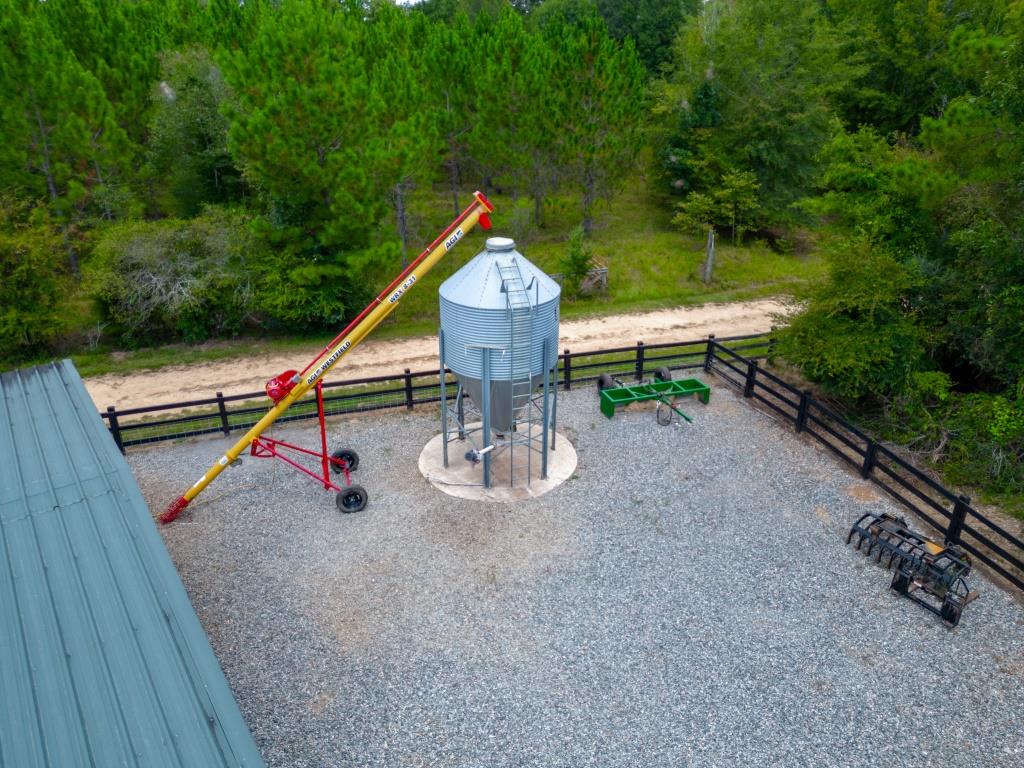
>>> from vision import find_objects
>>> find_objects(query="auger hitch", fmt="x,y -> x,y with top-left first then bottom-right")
847,512 -> 978,627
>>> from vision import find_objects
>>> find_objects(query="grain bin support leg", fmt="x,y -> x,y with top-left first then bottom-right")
482,348 -> 492,489
440,328 -> 449,468
551,363 -> 558,451
542,337 -> 550,480
457,383 -> 465,440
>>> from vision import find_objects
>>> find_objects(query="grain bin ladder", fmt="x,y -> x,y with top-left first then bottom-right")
160,192 -> 495,524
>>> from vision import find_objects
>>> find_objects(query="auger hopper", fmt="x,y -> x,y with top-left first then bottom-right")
847,512 -> 978,627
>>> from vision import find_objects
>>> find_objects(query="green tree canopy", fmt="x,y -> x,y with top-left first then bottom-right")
0,2 -> 132,270
654,0 -> 856,228
545,10 -> 645,234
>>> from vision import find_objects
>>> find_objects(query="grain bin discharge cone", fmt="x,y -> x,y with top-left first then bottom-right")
437,236 -> 561,488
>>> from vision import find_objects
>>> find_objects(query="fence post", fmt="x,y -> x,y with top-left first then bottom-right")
704,334 -> 716,373
404,369 -> 414,410
946,495 -> 970,546
861,439 -> 878,479
795,390 -> 811,433
562,349 -> 572,391
106,406 -> 124,454
216,391 -> 230,436
635,341 -> 645,382
743,360 -> 757,398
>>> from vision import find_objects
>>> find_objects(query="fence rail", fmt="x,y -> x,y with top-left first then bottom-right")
99,332 -> 1024,594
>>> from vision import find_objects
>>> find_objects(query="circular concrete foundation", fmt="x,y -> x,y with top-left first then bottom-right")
418,424 -> 577,502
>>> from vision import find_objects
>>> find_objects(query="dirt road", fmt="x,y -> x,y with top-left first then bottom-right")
84,298 -> 792,409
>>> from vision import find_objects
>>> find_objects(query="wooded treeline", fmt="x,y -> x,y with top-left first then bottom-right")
1,0 -> 647,347
1,0 -> 1022,506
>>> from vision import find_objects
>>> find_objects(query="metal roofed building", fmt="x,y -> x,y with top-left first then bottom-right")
0,360 -> 263,768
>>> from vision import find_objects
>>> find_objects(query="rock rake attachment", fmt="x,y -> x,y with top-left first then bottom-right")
596,369 -> 710,425
847,512 -> 978,627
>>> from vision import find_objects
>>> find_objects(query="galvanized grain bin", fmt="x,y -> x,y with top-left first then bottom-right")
439,237 -> 560,431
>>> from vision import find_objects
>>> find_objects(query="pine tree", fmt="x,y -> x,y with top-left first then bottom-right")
655,0 -> 854,226
221,0 -> 438,326
363,3 -> 443,265
470,8 -> 560,224
146,46 -> 242,217
546,11 -> 645,234
423,11 -> 480,217
0,2 -> 130,271
39,0 -> 168,148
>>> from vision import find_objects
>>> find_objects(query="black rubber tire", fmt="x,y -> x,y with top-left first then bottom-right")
330,448 -> 359,473
597,373 -> 615,392
656,401 -> 674,426
336,484 -> 368,513
654,367 -> 672,382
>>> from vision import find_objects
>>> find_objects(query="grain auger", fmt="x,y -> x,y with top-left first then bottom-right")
847,512 -> 978,627
159,192 -> 495,524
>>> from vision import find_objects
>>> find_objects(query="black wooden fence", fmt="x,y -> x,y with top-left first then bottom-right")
100,331 -> 1024,593
707,338 -> 1024,593
101,333 -> 771,450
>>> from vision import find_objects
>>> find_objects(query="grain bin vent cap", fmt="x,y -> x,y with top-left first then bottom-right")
438,237 -> 560,311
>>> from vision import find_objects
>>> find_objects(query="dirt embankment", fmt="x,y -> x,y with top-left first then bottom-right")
84,298 -> 793,410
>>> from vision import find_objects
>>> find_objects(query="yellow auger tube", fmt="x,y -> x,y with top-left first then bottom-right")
160,192 -> 495,523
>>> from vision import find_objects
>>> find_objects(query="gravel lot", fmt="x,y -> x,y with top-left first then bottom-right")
130,377 -> 1024,768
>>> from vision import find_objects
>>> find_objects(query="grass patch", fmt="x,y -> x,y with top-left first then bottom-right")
986,493 -> 1024,523
69,182 -> 820,378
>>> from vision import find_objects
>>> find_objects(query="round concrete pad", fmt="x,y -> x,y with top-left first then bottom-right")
418,424 -> 577,502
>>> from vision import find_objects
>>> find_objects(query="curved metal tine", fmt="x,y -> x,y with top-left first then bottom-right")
874,533 -> 893,555
863,535 -> 879,557
875,542 -> 887,563
879,527 -> 903,547
875,535 -> 899,563
847,515 -> 872,545
892,539 -> 912,569
887,546 -> 907,569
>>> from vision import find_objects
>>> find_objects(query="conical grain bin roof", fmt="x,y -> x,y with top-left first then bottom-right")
439,237 -> 560,432
439,237 -> 560,381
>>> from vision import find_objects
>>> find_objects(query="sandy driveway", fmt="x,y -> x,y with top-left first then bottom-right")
85,298 -> 792,410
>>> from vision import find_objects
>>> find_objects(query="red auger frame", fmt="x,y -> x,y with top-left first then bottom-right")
160,192 -> 494,523
250,380 -> 367,512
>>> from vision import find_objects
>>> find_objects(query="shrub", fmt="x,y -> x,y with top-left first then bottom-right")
671,170 -> 760,244
0,200 -> 69,363
560,225 -> 593,300
777,237 -> 927,400
87,208 -> 260,345
944,393 -> 1024,494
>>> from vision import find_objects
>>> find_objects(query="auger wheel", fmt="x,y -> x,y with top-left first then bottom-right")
336,484 -> 368,514
330,447 -> 359,473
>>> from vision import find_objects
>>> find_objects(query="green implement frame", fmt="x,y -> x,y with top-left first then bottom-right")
599,377 -> 711,421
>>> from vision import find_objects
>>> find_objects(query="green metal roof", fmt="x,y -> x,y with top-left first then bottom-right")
0,360 -> 264,768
